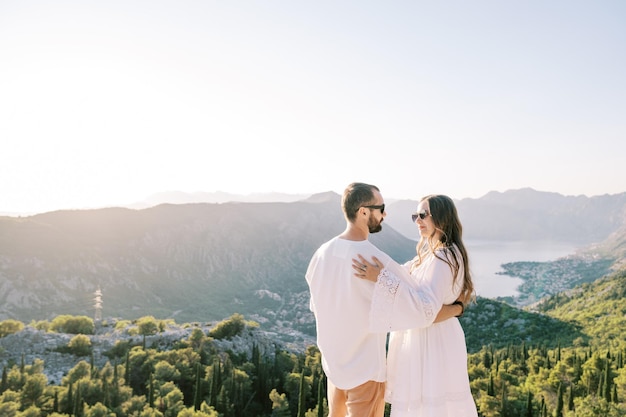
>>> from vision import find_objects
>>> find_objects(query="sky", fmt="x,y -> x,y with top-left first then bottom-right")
1,1 -> 625,215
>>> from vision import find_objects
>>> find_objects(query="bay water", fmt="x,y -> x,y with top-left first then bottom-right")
466,240 -> 580,298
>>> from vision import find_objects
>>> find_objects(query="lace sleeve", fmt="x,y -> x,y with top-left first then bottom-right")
370,268 -> 399,333
369,266 -> 439,333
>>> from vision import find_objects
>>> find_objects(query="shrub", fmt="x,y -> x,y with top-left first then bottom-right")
67,334 -> 92,356
50,315 -> 95,335
0,319 -> 24,337
209,313 -> 246,340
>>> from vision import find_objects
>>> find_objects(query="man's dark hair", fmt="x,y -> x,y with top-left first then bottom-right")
342,182 -> 379,222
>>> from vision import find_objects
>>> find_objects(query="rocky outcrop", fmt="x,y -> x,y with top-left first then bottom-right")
0,320 -> 306,387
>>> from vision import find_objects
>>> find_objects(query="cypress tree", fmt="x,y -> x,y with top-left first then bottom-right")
148,373 -> 155,408
112,361 -> 119,408
54,390 -> 59,413
555,383 -> 563,417
0,367 -> 7,393
102,377 -> 109,408
194,364 -> 202,410
297,371 -> 306,417
230,368 -> 236,411
66,382 -> 74,415
210,360 -> 221,407
567,384 -> 574,411
257,359 -> 269,411
495,355 -> 500,376
604,357 -> 612,402
487,373 -> 495,396
483,349 -> 492,369
217,385 -> 233,416
574,354 -> 582,380
73,383 -> 82,417
317,374 -> 325,417
525,391 -> 533,417
252,343 -> 260,370
613,383 -> 618,403
523,342 -> 529,361
124,351 -> 130,386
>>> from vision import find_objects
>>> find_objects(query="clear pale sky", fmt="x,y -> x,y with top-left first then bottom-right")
2,1 -> 625,215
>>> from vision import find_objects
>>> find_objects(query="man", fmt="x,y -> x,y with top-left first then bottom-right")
305,182 -> 462,417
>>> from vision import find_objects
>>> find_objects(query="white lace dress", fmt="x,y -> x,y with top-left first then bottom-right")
371,248 -> 478,417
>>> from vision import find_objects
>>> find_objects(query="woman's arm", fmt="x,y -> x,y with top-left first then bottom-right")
353,254 -> 462,331
352,255 -> 437,332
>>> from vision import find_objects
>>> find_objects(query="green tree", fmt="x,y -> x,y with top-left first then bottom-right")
50,315 -> 95,334
68,335 -> 93,357
20,374 -> 47,409
16,405 -> 40,417
317,375 -> 325,417
604,355 -> 613,402
1,367 -> 8,393
136,316 -> 159,349
83,401 -> 115,417
567,396 -> 624,417
555,382 -> 564,417
208,314 -> 246,340
297,371 -> 306,417
0,401 -> 19,417
526,391 -> 534,417
119,395 -> 148,416
269,389 -> 290,417
65,382 -> 73,415
188,328 -> 206,352
193,363 -> 202,411
177,404 -> 219,417
63,361 -> 92,385
154,361 -> 181,384
0,319 -> 24,337
161,383 -> 185,417
567,384 -> 574,411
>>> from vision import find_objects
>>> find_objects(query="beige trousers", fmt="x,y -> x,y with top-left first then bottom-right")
327,379 -> 386,417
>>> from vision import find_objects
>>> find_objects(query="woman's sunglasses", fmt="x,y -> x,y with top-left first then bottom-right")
411,210 -> 430,222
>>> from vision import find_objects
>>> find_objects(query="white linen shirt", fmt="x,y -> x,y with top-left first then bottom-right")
305,236 -> 438,390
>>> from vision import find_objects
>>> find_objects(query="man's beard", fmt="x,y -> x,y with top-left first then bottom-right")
368,217 -> 383,233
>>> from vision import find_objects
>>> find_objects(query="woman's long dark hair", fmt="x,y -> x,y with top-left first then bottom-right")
412,194 -> 475,303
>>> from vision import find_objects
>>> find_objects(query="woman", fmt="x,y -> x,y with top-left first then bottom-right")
353,194 -> 477,417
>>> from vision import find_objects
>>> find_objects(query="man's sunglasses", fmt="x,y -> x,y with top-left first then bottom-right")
363,204 -> 385,214
411,210 -> 430,222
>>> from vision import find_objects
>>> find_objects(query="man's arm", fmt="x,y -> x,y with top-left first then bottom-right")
434,301 -> 463,323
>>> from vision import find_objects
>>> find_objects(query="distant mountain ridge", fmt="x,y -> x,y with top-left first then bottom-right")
130,188 -> 626,244
384,188 -> 626,243
0,188 -> 625,338
127,190 -> 311,209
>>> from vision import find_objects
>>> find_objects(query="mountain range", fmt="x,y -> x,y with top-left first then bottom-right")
1,188 -> 625,337
131,187 -> 626,243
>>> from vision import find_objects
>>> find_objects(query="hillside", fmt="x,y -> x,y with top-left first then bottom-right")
0,187 -> 624,347
0,194 -> 415,328
532,267 -> 626,348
